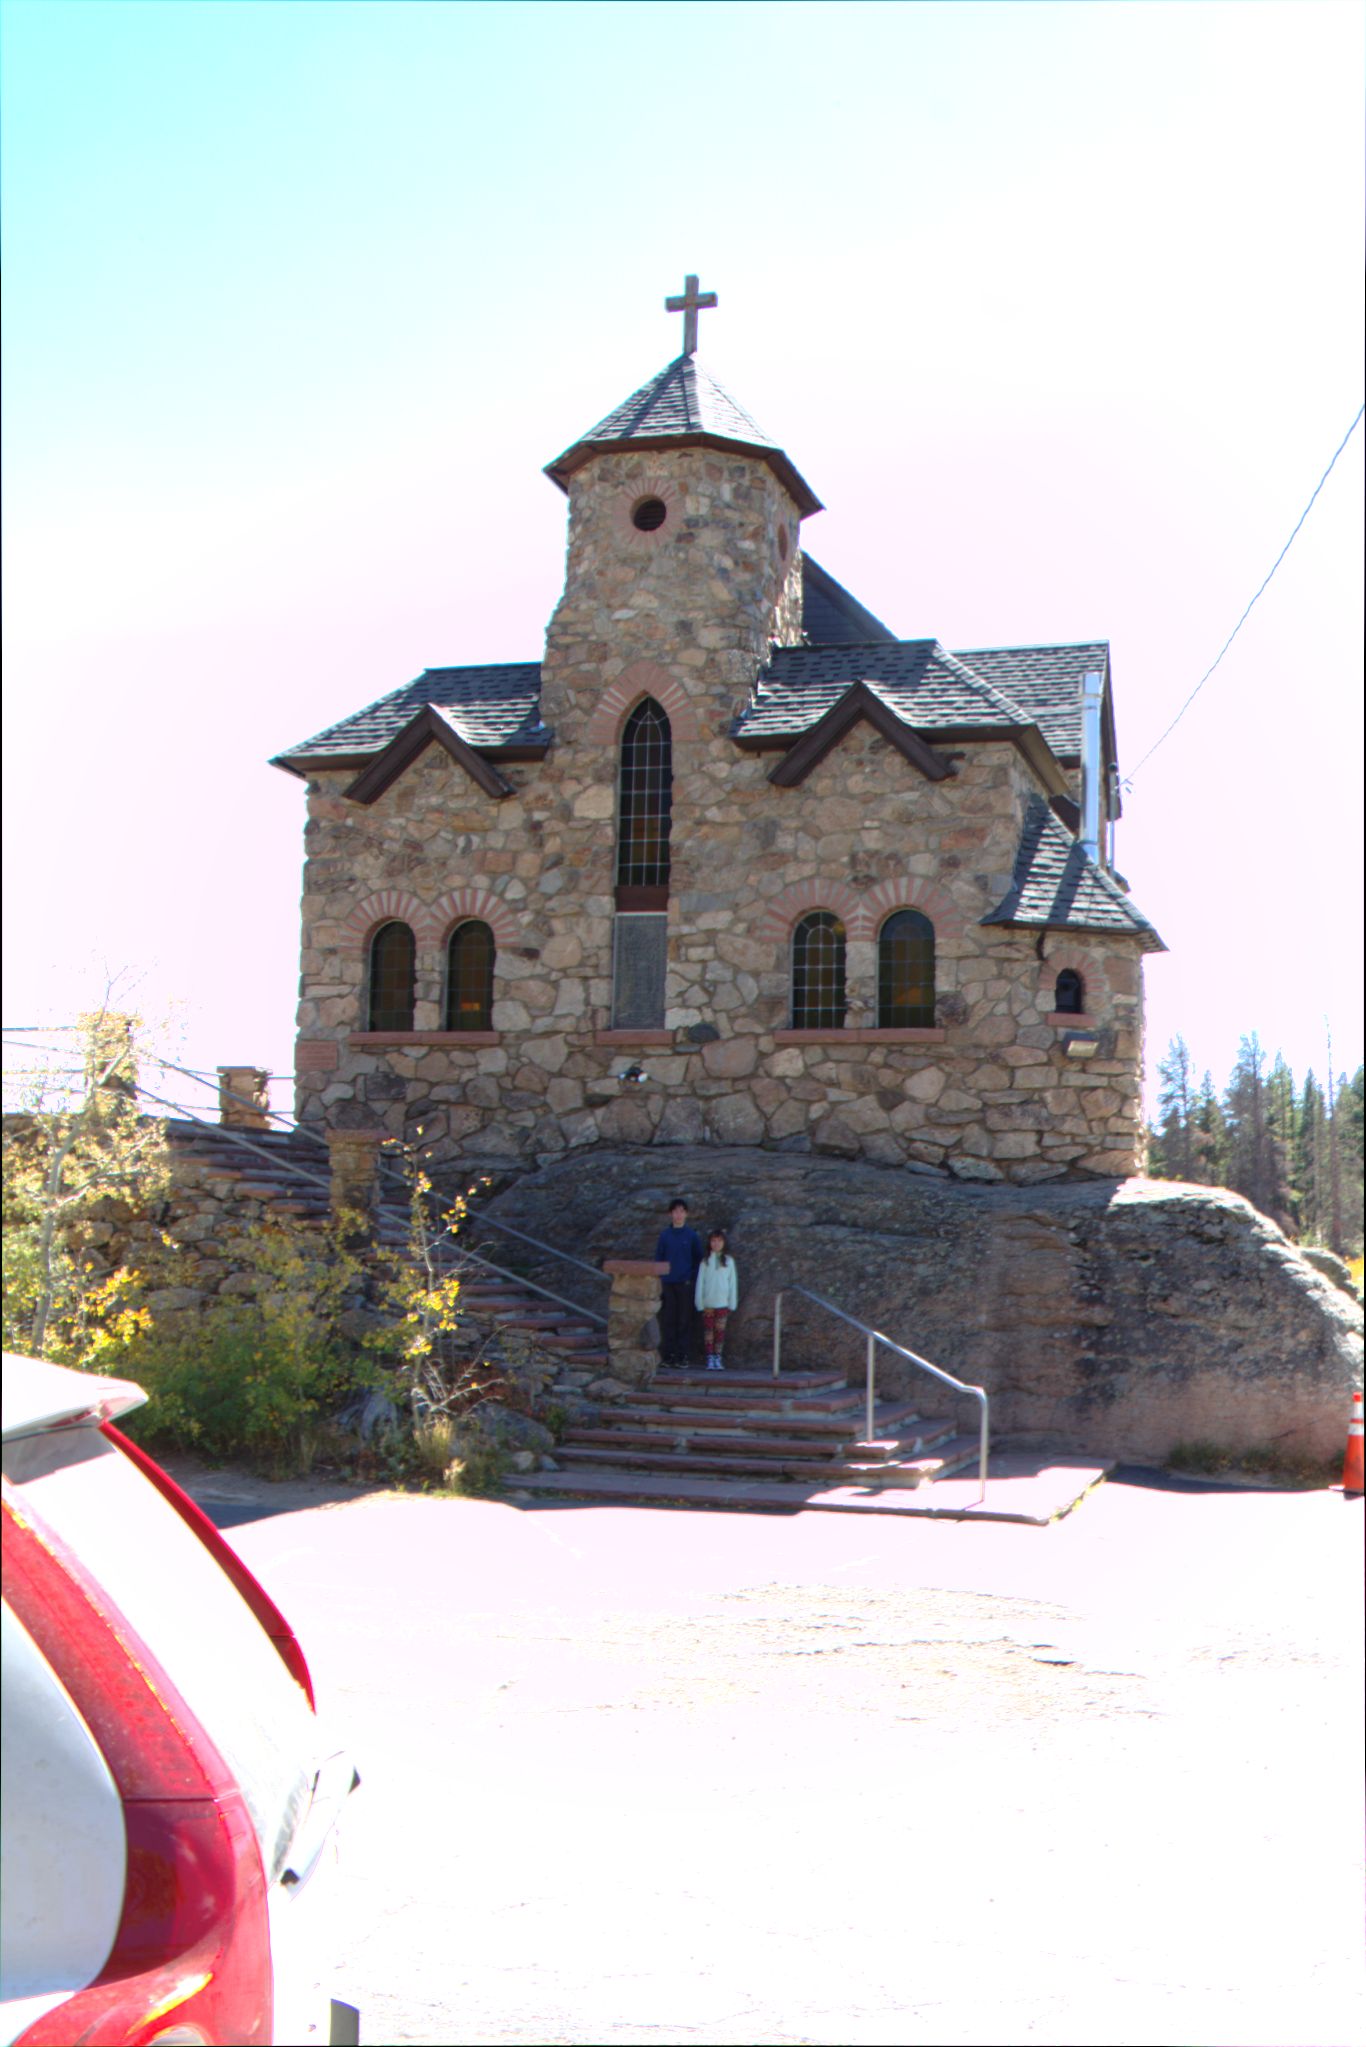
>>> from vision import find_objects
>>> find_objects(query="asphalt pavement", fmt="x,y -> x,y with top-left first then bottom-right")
181,1466 -> 1366,2047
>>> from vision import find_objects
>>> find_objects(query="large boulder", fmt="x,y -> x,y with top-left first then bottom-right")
478,1149 -> 1361,1466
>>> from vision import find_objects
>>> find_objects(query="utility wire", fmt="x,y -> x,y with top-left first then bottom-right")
1126,402 -> 1364,784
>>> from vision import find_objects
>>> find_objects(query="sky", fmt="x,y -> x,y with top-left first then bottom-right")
2,0 -> 1362,1124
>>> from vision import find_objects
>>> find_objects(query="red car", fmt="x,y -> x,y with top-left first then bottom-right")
1,1354 -> 359,2046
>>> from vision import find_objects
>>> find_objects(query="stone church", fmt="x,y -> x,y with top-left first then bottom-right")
273,278 -> 1163,1185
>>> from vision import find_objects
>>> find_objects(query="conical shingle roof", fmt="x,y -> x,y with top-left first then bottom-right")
544,355 -> 821,515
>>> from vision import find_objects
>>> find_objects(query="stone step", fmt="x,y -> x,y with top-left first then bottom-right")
652,1368 -> 848,1392
619,1384 -> 865,1418
552,1444 -> 915,1484
580,1403 -> 950,1443
564,1427 -> 852,1462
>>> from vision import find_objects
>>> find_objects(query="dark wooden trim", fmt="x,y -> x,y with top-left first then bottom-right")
768,682 -> 956,788
546,431 -> 823,518
1050,793 -> 1081,832
615,884 -> 670,912
343,706 -> 514,804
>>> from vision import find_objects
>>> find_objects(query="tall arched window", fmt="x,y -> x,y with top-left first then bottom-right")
445,920 -> 495,1031
1054,968 -> 1085,1015
791,912 -> 847,1029
877,910 -> 935,1028
616,698 -> 672,893
368,921 -> 415,1032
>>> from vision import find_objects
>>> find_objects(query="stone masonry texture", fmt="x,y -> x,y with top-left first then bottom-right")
478,1148 -> 1363,1466
291,436 -> 1150,1181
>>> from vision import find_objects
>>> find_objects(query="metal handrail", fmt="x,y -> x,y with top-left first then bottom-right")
462,1210 -> 606,1282
772,1284 -> 989,1505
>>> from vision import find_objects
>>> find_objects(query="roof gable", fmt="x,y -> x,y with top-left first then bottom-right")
343,704 -> 514,804
800,556 -> 898,645
767,680 -> 957,787
271,663 -> 545,777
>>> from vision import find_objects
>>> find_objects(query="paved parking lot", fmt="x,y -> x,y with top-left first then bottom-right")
190,1469 -> 1365,2046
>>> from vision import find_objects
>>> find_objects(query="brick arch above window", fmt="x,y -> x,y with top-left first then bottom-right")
583,661 -> 701,745
340,890 -> 436,954
755,878 -> 865,942
864,876 -> 963,942
431,887 -> 519,948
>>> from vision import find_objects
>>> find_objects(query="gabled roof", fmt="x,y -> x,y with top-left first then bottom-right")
735,640 -> 1038,739
544,355 -> 822,517
271,664 -> 545,777
982,796 -> 1164,951
800,556 -> 898,646
956,642 -> 1114,767
767,680 -> 957,788
343,704 -> 515,803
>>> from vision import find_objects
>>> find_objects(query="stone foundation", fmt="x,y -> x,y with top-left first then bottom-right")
476,1149 -> 1363,1467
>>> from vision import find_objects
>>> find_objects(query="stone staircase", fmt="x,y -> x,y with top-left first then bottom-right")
517,1365 -> 982,1503
165,1119 -> 611,1377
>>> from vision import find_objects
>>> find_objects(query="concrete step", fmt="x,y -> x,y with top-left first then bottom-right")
652,1368 -> 848,1393
553,1444 -> 916,1483
576,1405 -> 952,1447
564,1428 -> 852,1462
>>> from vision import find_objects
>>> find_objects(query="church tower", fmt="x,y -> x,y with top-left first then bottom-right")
539,275 -> 821,750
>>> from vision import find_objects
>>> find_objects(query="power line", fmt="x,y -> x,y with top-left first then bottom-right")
1126,402 -> 1364,784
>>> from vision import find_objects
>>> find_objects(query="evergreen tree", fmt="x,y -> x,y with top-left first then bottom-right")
1154,1035 -> 1197,1181
1296,1071 -> 1327,1243
1194,1070 -> 1228,1186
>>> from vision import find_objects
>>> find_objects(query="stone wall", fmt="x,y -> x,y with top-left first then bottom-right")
476,1147 -> 1363,1467
291,441 -> 1149,1181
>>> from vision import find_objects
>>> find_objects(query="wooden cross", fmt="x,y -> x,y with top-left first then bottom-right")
665,273 -> 717,356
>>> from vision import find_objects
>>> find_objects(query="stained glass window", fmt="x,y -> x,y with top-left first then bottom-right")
792,912 -> 846,1029
877,911 -> 935,1028
368,921 -> 415,1032
616,699 -> 673,889
446,921 -> 495,1031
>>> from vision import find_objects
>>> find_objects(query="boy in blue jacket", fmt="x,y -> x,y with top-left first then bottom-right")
655,1198 -> 703,1368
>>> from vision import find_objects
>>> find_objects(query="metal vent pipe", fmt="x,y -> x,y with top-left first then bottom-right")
1080,670 -> 1104,864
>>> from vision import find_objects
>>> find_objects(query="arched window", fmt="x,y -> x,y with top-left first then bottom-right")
616,698 -> 673,891
368,921 -> 415,1032
791,912 -> 846,1029
878,910 -> 935,1028
1054,968 -> 1085,1015
445,920 -> 495,1031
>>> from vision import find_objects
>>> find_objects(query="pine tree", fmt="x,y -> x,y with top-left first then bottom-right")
1194,1070 -> 1228,1186
1297,1071 -> 1328,1243
1154,1035 -> 1197,1181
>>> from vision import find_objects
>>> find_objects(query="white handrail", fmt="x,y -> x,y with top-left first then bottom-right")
772,1284 -> 989,1505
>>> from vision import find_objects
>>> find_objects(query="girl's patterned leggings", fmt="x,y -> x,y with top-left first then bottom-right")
703,1307 -> 730,1355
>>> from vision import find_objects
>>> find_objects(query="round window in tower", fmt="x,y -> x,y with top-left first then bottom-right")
631,496 -> 669,533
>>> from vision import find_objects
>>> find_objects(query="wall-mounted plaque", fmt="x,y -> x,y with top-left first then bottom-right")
611,913 -> 668,1029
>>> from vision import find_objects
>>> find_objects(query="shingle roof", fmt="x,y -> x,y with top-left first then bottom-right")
955,643 -> 1111,761
544,355 -> 822,516
735,640 -> 1036,740
982,796 -> 1164,950
272,664 -> 544,770
800,556 -> 898,646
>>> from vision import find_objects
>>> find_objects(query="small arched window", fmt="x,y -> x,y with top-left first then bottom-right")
878,910 -> 935,1028
791,912 -> 846,1029
617,698 -> 673,890
446,920 -> 495,1031
1054,968 -> 1085,1015
368,921 -> 415,1032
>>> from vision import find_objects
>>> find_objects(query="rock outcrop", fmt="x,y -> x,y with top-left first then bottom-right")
477,1149 -> 1362,1466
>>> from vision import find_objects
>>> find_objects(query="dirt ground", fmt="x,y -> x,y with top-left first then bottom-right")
177,1463 -> 1366,2047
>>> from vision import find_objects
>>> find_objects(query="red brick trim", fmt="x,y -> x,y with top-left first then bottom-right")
339,891 -> 435,953
855,1027 -> 947,1042
771,1027 -> 946,1045
602,1259 -> 672,1277
755,879 -> 864,941
607,478 -> 685,552
583,660 -> 701,745
864,876 -> 962,938
1046,1011 -> 1095,1028
347,1031 -> 501,1048
594,1030 -> 674,1046
430,887 -> 519,947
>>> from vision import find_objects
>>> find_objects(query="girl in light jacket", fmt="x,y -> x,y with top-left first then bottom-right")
695,1228 -> 738,1372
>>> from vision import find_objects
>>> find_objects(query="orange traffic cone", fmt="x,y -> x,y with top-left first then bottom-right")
1343,1391 -> 1364,1495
